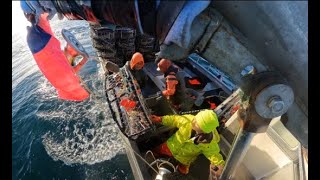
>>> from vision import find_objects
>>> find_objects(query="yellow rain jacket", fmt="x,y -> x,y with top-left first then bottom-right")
162,114 -> 225,166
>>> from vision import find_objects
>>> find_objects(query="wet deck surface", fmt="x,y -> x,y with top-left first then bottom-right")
188,155 -> 211,179
161,155 -> 210,180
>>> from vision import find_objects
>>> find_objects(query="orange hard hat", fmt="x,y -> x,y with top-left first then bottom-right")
130,52 -> 144,70
157,59 -> 172,72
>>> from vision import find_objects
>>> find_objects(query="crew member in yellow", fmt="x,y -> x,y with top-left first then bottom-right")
149,110 -> 225,177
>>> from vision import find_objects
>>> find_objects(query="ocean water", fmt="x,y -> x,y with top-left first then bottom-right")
12,17 -> 133,180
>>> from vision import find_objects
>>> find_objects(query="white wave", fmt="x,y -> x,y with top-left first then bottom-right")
36,60 -> 125,165
42,121 -> 125,165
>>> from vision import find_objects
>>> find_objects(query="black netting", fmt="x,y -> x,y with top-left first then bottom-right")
90,24 -> 158,66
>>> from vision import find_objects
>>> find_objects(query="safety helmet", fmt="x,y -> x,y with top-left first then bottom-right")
157,59 -> 172,72
195,110 -> 219,133
20,1 -> 35,14
130,52 -> 144,70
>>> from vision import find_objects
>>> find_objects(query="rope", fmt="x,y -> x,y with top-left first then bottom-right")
145,150 -> 157,163
158,161 -> 177,173
145,151 -> 176,172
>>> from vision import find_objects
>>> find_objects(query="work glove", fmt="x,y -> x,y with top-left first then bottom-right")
149,115 -> 162,123
178,164 -> 190,175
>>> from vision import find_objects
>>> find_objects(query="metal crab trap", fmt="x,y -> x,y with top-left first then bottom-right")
105,65 -> 155,140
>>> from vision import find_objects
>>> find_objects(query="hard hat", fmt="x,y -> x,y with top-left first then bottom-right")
20,1 -> 35,14
157,59 -> 172,72
130,52 -> 144,70
195,110 -> 219,133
